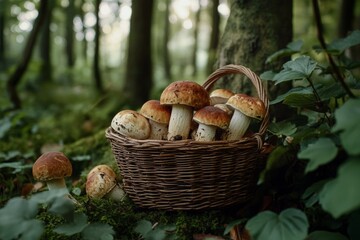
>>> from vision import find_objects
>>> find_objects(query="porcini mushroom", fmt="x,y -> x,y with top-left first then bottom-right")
225,93 -> 265,140
193,106 -> 230,141
111,110 -> 150,139
32,152 -> 72,191
86,165 -> 125,201
160,81 -> 209,140
139,100 -> 171,140
209,89 -> 234,105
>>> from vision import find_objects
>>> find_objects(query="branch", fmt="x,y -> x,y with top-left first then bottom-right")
312,0 -> 355,98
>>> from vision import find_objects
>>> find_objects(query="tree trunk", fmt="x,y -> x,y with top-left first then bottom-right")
124,0 -> 154,107
93,0 -> 103,92
65,0 -> 76,68
0,1 -> 6,65
191,0 -> 201,77
163,0 -> 172,82
338,0 -> 355,38
216,0 -> 293,121
206,0 -> 220,74
39,0 -> 54,82
6,0 -> 48,109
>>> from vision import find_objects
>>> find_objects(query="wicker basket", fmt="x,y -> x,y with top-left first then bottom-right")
105,64 -> 270,210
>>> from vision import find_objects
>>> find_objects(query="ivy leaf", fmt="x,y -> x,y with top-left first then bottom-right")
298,138 -> 338,173
54,212 -> 88,236
319,159 -> 360,218
306,231 -> 348,240
245,208 -> 309,240
82,223 -> 115,240
332,98 -> 360,155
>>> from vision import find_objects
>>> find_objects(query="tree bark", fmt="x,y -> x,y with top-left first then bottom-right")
6,0 -> 48,109
124,0 -> 154,107
0,2 -> 6,65
93,0 -> 103,92
206,0 -> 220,74
191,0 -> 201,77
337,0 -> 355,38
163,0 -> 172,82
65,0 -> 76,68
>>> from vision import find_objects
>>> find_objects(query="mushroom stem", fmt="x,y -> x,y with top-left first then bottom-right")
105,184 -> 126,201
195,123 -> 217,141
149,120 -> 168,140
167,104 -> 193,140
46,178 -> 68,191
225,110 -> 251,140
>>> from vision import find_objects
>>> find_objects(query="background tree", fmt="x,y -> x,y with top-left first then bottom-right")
93,0 -> 103,92
163,0 -> 172,83
124,0 -> 154,107
206,0 -> 220,74
191,0 -> 201,77
0,0 -> 6,66
65,0 -> 76,68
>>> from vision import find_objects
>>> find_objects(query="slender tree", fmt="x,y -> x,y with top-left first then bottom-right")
163,0 -> 172,82
6,0 -> 48,109
206,0 -> 220,74
124,0 -> 154,107
0,0 -> 6,65
93,0 -> 103,92
191,0 -> 201,77
65,0 -> 76,68
338,0 -> 355,38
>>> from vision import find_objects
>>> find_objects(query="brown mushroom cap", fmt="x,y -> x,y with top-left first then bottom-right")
210,89 -> 234,105
139,100 -> 171,124
226,94 -> 266,120
86,169 -> 117,199
111,110 -> 151,139
160,81 -> 210,110
193,106 -> 231,130
87,164 -> 116,180
32,152 -> 72,181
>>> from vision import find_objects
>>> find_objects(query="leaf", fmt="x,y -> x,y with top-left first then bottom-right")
287,40 -> 304,51
82,223 -> 115,240
298,138 -> 338,173
332,98 -> 360,155
54,212 -> 88,236
319,159 -> 360,218
0,162 -> 33,174
283,93 -> 317,110
270,87 -> 313,105
268,121 -> 297,136
48,196 -> 75,221
306,231 -> 348,240
30,189 -> 69,204
327,30 -> 360,54
223,219 -> 247,235
134,220 -> 153,237
273,70 -> 307,84
302,180 -> 329,208
265,40 -> 303,64
245,208 -> 309,240
260,71 -> 277,81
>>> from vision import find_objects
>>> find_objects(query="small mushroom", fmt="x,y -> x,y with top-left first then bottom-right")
209,88 -> 234,105
32,152 -> 72,191
160,81 -> 209,140
193,106 -> 231,141
225,93 -> 266,140
86,165 -> 125,201
111,110 -> 150,139
213,103 -> 234,116
139,100 -> 171,140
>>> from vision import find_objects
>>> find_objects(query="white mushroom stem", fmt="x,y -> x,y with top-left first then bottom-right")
46,178 -> 68,192
195,124 -> 217,141
167,104 -> 193,140
105,184 -> 126,202
148,120 -> 168,140
225,110 -> 251,140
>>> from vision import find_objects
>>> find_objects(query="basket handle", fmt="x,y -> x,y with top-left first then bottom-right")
202,64 -> 270,138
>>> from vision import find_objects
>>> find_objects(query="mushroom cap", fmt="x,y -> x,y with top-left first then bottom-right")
210,89 -> 234,105
32,152 -> 72,181
193,106 -> 231,130
226,94 -> 266,120
160,81 -> 210,110
111,110 -> 150,139
86,167 -> 117,199
87,164 -> 116,180
139,100 -> 171,124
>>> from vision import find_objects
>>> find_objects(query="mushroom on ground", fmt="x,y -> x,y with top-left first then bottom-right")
193,106 -> 231,141
160,81 -> 209,140
86,165 -> 125,201
32,152 -> 72,191
139,100 -> 171,140
209,88 -> 234,105
111,110 -> 150,139
225,93 -> 266,140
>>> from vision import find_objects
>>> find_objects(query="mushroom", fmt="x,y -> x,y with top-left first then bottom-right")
32,152 -> 72,191
213,103 -> 234,116
139,100 -> 171,140
193,106 -> 231,141
86,165 -> 125,201
225,93 -> 266,140
160,81 -> 209,140
209,88 -> 234,105
111,110 -> 150,139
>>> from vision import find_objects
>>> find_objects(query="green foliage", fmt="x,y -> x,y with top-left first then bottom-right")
134,219 -> 176,240
306,231 -> 348,240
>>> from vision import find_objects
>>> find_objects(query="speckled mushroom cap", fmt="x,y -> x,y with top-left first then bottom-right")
139,100 -> 171,124
111,110 -> 150,139
160,81 -> 210,110
86,166 -> 117,199
193,106 -> 231,130
226,93 -> 266,120
87,164 -> 116,180
32,152 -> 72,181
210,89 -> 234,105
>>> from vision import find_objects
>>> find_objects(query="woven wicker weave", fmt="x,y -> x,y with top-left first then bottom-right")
105,64 -> 269,210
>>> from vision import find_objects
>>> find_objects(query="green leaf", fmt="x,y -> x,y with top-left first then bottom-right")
246,208 -> 308,240
287,40 -> 304,51
0,162 -> 33,174
302,180 -> 329,208
265,40 -> 303,64
48,196 -> 75,221
134,220 -> 153,237
298,138 -> 338,173
306,231 -> 348,240
82,223 -> 115,240
30,189 -> 69,204
327,30 -> 360,54
332,98 -> 360,155
260,70 -> 277,81
270,87 -> 313,105
54,212 -> 88,236
283,93 -> 317,110
268,121 -> 297,136
319,159 -> 360,218
274,71 -> 307,84
223,219 -> 246,235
